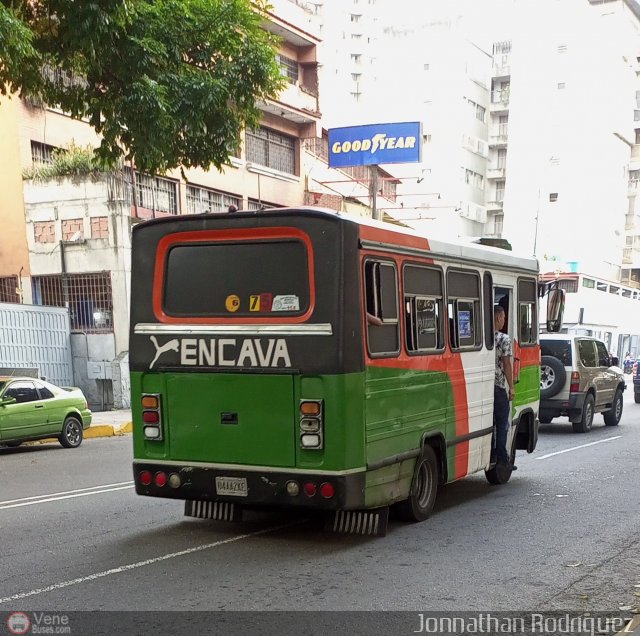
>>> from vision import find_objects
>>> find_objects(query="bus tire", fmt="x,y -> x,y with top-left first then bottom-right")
394,445 -> 439,522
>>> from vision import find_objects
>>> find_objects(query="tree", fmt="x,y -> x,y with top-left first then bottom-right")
0,0 -> 285,173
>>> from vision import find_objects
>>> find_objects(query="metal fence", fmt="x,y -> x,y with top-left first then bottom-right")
31,272 -> 114,333
0,303 -> 73,387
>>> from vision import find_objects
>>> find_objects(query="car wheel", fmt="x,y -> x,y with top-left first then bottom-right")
393,445 -> 439,522
539,414 -> 553,424
572,394 -> 594,433
5,441 -> 22,448
604,389 -> 623,426
540,356 -> 567,399
59,415 -> 83,448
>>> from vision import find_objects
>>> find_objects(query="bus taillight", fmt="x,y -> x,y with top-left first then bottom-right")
142,393 -> 164,441
299,400 -> 323,450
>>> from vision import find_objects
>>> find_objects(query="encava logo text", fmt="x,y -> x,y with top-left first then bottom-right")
149,337 -> 291,369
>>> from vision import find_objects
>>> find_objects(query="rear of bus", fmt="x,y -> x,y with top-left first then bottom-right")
130,208 -> 368,512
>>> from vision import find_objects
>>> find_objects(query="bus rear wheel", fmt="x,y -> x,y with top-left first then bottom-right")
394,445 -> 439,522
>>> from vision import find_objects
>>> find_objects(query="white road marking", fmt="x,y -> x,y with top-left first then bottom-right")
0,484 -> 135,510
0,482 -> 134,506
0,522 -> 298,604
536,436 -> 622,460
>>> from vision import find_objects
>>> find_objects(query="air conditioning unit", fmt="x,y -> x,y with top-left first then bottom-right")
460,202 -> 487,223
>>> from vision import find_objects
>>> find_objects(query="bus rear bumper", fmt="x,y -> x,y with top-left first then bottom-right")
132,461 -> 366,510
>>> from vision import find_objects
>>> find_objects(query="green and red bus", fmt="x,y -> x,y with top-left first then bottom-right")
130,207 -> 563,535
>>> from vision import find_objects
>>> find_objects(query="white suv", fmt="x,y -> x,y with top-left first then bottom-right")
539,334 -> 625,433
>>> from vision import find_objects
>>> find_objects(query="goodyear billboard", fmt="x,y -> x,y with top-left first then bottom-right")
328,121 -> 422,168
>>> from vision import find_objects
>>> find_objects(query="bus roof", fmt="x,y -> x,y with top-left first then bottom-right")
133,206 -> 539,274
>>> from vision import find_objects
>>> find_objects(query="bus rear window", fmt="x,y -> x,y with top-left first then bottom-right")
163,240 -> 310,317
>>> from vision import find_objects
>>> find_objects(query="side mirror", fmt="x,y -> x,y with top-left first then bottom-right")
0,396 -> 16,406
546,288 -> 565,333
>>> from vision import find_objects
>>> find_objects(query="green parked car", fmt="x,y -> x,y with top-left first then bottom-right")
0,376 -> 92,448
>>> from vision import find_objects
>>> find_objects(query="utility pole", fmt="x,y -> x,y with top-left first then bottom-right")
369,165 -> 379,220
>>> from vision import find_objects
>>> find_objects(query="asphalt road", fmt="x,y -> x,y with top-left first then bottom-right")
1,385 -> 639,621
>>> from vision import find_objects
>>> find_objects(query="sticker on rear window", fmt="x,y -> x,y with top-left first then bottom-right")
272,295 -> 300,312
225,294 -> 240,313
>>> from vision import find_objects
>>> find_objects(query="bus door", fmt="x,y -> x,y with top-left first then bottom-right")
494,285 -> 516,454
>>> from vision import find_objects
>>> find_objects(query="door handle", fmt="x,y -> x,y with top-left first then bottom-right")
35,405 -> 45,409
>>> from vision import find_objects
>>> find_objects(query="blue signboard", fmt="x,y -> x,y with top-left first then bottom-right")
328,121 -> 422,168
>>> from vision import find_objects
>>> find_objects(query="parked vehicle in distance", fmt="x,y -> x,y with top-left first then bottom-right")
0,377 -> 92,448
632,361 -> 640,403
539,335 -> 625,433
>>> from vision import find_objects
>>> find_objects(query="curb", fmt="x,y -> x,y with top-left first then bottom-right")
84,422 -> 133,438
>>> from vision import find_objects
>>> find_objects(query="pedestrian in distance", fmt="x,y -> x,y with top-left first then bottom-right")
227,204 -> 238,213
493,305 -> 516,472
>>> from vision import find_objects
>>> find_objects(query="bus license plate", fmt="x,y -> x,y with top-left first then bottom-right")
215,476 -> 248,497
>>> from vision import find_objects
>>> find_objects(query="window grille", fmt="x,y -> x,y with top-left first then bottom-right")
31,141 -> 58,165
125,169 -> 178,214
303,137 -> 329,162
32,272 -> 114,333
186,185 -> 241,214
0,276 -> 20,303
277,54 -> 299,84
246,127 -> 296,175
247,199 -> 282,211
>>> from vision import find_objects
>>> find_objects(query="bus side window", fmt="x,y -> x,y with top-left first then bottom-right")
403,264 -> 444,354
364,259 -> 400,357
446,269 -> 482,351
517,278 -> 537,346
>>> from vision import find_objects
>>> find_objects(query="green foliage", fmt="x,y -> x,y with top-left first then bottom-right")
2,0 -> 285,173
22,142 -> 121,180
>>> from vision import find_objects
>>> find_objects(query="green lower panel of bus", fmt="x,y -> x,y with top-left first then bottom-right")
130,365 -> 492,510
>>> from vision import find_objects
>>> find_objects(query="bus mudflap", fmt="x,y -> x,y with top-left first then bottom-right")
325,507 -> 389,537
184,500 -> 243,523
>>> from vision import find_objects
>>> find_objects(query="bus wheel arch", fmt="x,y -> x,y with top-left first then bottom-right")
393,443 -> 439,522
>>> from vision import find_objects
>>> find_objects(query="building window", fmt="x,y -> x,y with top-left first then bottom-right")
247,199 -> 282,211
476,104 -> 486,122
245,127 -> 296,175
464,168 -> 484,190
0,276 -> 20,303
496,180 -> 505,201
277,54 -> 299,84
32,272 -> 114,333
186,185 -> 241,214
351,13 -> 361,22
31,141 -> 58,165
557,82 -> 566,90
549,193 -> 558,202
557,44 -> 567,53
582,278 -> 595,289
127,170 -> 179,215
350,53 -> 362,63
494,213 -> 504,234
351,73 -> 361,81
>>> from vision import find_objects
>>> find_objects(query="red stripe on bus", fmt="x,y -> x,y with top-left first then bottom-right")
151,227 -> 316,324
367,354 -> 470,479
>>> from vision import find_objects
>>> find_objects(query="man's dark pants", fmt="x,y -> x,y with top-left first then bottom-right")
493,385 -> 510,464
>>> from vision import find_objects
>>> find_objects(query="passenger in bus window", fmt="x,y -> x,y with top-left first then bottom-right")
367,312 -> 383,326
494,305 -> 516,472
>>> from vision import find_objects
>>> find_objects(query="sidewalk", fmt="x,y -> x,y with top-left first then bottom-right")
85,408 -> 132,438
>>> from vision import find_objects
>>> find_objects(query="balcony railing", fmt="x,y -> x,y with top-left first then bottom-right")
486,200 -> 504,210
487,167 -> 506,179
489,133 -> 509,145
